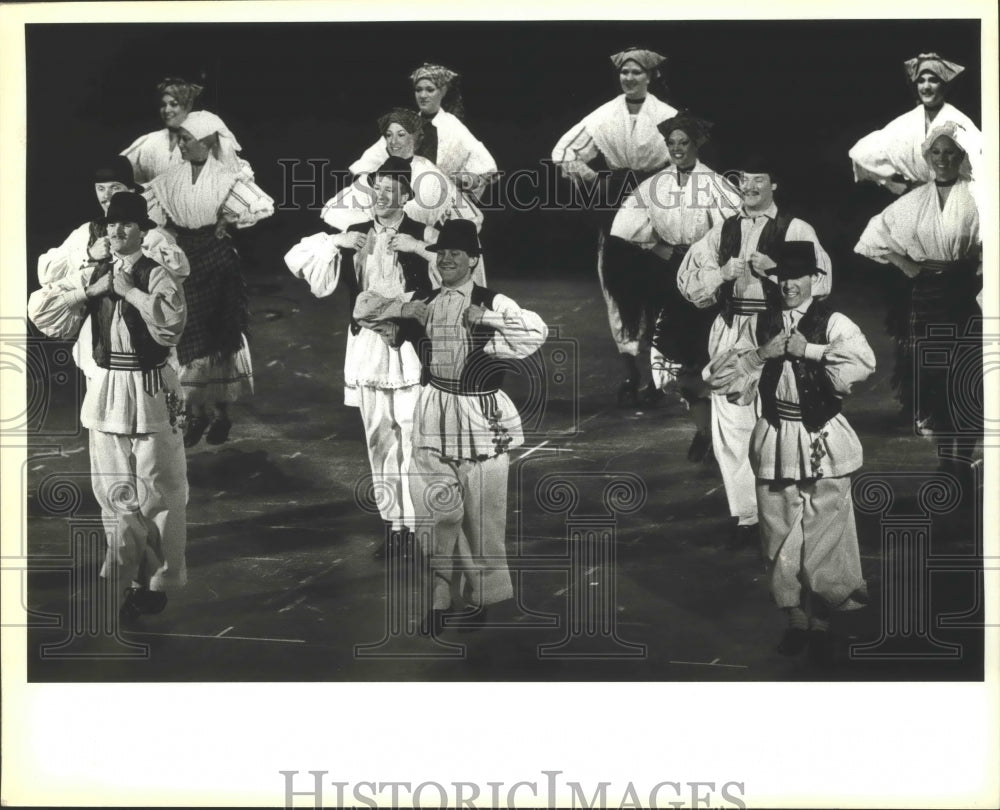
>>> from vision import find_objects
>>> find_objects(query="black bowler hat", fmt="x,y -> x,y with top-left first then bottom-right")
427,219 -> 480,256
738,151 -> 780,184
101,191 -> 157,230
93,155 -> 143,192
771,241 -> 826,280
369,156 -> 413,196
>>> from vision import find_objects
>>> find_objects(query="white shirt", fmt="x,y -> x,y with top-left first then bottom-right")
678,203 -> 833,307
705,299 -> 876,480
27,249 -> 187,434
552,92 -> 677,173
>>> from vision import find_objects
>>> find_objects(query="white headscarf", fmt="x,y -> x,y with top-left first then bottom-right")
922,121 -> 974,180
180,110 -> 244,171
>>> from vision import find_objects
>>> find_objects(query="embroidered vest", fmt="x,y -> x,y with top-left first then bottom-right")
412,284 -> 517,394
341,215 -> 432,335
88,255 -> 171,371
755,298 -> 841,432
716,211 -> 793,326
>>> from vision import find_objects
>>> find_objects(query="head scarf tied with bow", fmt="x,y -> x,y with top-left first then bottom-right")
657,112 -> 713,147
922,120 -> 974,180
156,77 -> 204,110
610,47 -> 666,73
904,52 -> 965,83
409,63 -> 459,90
377,107 -> 425,138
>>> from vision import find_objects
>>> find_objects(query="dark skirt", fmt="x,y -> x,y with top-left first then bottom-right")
649,248 -> 718,369
174,227 -> 250,366
906,264 -> 982,432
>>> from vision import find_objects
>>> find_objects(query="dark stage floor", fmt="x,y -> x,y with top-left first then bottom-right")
22,259 -> 986,682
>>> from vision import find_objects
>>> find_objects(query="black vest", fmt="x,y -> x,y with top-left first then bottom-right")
716,211 -> 793,326
87,255 -> 171,371
411,284 -> 517,394
755,298 -> 841,433
341,215 -> 433,335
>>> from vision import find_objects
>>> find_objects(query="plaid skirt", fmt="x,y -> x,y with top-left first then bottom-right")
907,263 -> 981,430
175,227 -> 250,366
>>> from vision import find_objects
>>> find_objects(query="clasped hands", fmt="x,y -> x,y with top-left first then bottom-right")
721,251 -> 777,281
84,264 -> 136,300
396,300 -> 486,328
757,328 -> 807,361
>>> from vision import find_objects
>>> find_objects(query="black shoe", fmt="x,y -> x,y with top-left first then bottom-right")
777,627 -> 809,655
640,381 -> 665,408
807,629 -> 837,667
686,431 -> 712,463
183,415 -> 209,448
119,587 -> 168,623
205,413 -> 233,445
726,523 -> 759,550
616,377 -> 640,408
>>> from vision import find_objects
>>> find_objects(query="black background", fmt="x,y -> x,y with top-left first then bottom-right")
25,20 -> 981,288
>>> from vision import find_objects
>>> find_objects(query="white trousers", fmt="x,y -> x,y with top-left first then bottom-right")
90,428 -> 188,592
756,475 -> 866,611
358,385 -> 419,530
708,313 -> 759,525
410,447 -> 513,610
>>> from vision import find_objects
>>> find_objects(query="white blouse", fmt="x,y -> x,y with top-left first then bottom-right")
147,155 -> 273,230
849,103 -> 981,191
350,110 -> 497,180
552,92 -> 677,173
854,178 -> 981,265
610,160 -> 742,249
321,156 -> 483,234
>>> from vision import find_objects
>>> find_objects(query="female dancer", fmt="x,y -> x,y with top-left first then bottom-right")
121,77 -> 254,184
145,110 -> 274,446
610,112 -> 741,459
350,63 -> 497,201
551,47 -> 677,406
855,122 -> 981,473
849,52 -> 980,195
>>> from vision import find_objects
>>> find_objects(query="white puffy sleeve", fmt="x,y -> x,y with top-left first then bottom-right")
38,224 -> 91,286
122,265 -> 186,346
285,232 -> 342,298
221,175 -> 275,228
552,111 -> 601,166
811,312 -> 876,396
610,183 -> 656,249
481,294 -> 548,359
848,110 -> 913,190
677,222 -> 726,307
703,316 -> 763,405
27,269 -> 91,340
142,228 -> 190,281
120,131 -> 161,185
